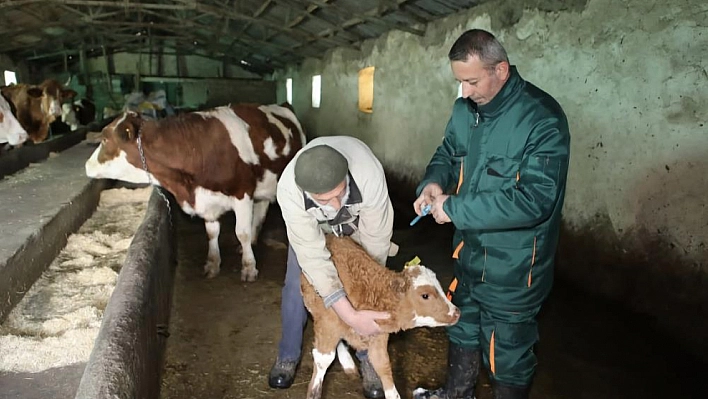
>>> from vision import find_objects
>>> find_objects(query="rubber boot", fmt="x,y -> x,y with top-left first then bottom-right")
357,351 -> 385,399
493,382 -> 529,399
268,358 -> 299,389
412,343 -> 480,399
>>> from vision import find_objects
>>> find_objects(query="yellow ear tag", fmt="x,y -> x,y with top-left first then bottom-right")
405,256 -> 421,269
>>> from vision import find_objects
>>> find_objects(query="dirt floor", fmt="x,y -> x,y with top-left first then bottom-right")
160,206 -> 708,399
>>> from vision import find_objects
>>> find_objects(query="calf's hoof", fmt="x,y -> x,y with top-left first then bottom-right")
268,358 -> 298,389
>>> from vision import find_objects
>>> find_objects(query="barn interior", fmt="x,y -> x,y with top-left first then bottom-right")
0,0 -> 707,399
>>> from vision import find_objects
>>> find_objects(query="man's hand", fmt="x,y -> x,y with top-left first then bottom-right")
331,297 -> 390,336
413,183 -> 443,215
431,193 -> 452,224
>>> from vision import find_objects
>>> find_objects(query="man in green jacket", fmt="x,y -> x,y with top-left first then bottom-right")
412,29 -> 570,399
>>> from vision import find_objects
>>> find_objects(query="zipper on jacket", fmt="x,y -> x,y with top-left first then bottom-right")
482,247 -> 487,282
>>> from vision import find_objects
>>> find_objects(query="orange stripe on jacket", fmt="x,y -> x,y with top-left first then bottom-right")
528,236 -> 537,287
446,278 -> 458,301
452,241 -> 464,259
490,330 -> 496,375
455,160 -> 464,194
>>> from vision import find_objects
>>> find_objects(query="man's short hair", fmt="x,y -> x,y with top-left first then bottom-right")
448,29 -> 509,68
294,144 -> 349,194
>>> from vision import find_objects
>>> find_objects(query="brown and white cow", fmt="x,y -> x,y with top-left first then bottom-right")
302,236 -> 460,399
85,103 -> 305,281
1,79 -> 76,143
0,92 -> 28,146
62,98 -> 96,131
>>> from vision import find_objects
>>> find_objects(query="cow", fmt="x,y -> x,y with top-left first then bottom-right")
302,236 -> 460,399
85,102 -> 306,281
0,91 -> 28,146
1,79 -> 76,143
61,98 -> 96,131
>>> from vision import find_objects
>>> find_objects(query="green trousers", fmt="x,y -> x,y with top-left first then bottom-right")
445,271 -> 542,387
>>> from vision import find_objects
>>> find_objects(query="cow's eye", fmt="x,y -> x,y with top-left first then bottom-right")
421,293 -> 429,300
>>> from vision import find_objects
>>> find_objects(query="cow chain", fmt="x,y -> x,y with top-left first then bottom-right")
136,123 -> 173,224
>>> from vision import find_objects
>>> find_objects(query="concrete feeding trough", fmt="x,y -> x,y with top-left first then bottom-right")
0,141 -> 177,398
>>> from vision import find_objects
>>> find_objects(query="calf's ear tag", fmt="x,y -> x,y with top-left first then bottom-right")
405,256 -> 421,269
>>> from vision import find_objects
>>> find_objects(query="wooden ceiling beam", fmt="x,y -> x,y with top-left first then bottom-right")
302,0 -> 424,36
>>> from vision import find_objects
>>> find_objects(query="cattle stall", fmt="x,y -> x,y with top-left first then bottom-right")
0,0 -> 706,396
0,139 -> 706,399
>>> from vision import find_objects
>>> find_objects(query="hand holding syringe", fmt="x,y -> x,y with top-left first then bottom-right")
409,204 -> 432,226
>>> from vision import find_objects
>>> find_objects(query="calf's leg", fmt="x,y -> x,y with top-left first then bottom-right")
307,330 -> 339,399
367,336 -> 400,399
233,197 -> 257,281
337,341 -> 357,375
203,220 -> 221,278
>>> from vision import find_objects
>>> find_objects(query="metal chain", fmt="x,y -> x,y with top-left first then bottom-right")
135,121 -> 173,223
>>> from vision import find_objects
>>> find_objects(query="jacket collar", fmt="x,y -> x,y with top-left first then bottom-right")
467,65 -> 524,119
303,172 -> 362,211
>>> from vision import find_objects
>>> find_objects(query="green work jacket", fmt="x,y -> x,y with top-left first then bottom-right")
417,66 -> 570,311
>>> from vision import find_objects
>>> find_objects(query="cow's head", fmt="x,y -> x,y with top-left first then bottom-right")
0,93 -> 28,145
393,265 -> 460,329
38,79 -> 77,119
85,111 -> 151,183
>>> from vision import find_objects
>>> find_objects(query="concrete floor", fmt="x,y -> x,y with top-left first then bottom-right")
160,205 -> 708,399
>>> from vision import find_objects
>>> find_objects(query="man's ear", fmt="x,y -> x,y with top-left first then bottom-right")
495,61 -> 510,79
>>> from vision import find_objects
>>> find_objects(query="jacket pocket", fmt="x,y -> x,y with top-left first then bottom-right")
480,231 -> 543,288
477,154 -> 520,193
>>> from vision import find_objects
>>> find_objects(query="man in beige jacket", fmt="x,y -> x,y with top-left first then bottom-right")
268,136 -> 394,399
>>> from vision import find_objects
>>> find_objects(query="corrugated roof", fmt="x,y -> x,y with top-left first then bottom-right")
0,0 -> 486,75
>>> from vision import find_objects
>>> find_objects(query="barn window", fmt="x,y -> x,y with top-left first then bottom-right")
286,78 -> 293,104
312,75 -> 321,108
358,66 -> 375,114
4,70 -> 17,85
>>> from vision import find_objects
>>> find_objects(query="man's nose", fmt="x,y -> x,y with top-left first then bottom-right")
331,197 -> 342,211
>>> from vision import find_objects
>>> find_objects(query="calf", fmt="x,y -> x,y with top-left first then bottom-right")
0,92 -> 28,146
301,236 -> 460,399
85,103 -> 305,281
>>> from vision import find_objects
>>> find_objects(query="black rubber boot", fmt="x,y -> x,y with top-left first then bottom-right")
357,351 -> 385,399
268,358 -> 298,389
493,382 -> 529,399
412,343 -> 480,399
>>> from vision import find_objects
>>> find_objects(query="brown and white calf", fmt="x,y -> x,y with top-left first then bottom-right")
301,236 -> 460,399
85,103 -> 305,281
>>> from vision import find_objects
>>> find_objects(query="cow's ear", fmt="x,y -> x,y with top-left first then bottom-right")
390,276 -> 408,294
27,87 -> 43,98
119,124 -> 136,141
